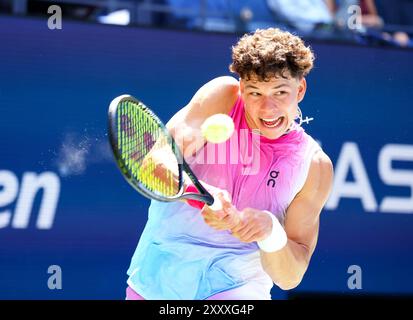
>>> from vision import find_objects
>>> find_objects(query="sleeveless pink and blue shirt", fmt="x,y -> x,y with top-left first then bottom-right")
126,96 -> 322,299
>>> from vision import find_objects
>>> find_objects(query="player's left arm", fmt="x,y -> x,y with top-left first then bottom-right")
202,150 -> 334,289
259,150 -> 334,290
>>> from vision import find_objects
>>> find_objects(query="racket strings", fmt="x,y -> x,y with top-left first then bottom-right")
117,100 -> 179,197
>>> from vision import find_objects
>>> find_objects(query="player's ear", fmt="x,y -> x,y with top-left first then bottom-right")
297,77 -> 307,103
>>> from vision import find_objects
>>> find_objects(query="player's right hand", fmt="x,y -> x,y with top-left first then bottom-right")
201,192 -> 240,231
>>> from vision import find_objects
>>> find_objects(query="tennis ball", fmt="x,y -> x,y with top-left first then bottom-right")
201,113 -> 235,144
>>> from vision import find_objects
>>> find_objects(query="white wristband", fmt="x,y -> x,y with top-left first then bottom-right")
257,211 -> 287,253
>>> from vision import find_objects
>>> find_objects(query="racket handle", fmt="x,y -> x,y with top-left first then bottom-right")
185,185 -> 223,211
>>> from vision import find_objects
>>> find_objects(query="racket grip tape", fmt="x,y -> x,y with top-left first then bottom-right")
184,185 -> 206,209
184,185 -> 222,211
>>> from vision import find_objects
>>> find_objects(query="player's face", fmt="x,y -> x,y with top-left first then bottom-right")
240,74 -> 306,140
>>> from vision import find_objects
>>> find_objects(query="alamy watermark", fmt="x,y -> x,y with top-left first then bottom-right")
47,265 -> 62,290
347,265 -> 362,290
47,5 -> 62,30
121,111 -> 263,176
347,5 -> 362,31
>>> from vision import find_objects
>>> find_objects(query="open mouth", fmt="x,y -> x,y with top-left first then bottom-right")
260,116 -> 285,129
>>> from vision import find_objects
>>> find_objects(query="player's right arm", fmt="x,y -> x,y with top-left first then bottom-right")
166,76 -> 239,158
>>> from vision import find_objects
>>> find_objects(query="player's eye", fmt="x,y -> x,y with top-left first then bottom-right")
250,92 -> 261,96
275,91 -> 287,96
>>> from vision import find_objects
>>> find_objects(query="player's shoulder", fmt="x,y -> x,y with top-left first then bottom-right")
311,150 -> 333,172
199,76 -> 239,99
308,150 -> 334,192
296,150 -> 333,203
301,132 -> 332,171
191,76 -> 240,114
208,75 -> 239,89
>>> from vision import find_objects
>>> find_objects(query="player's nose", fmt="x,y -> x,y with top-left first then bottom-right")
261,97 -> 278,112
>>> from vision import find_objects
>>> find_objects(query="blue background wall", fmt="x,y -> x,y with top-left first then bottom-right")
0,16 -> 412,299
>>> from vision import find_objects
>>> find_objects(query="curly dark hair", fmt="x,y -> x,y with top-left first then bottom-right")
229,28 -> 314,81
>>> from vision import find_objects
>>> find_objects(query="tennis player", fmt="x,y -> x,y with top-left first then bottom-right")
125,28 -> 334,300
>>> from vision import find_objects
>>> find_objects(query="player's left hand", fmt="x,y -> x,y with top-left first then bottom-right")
230,208 -> 273,243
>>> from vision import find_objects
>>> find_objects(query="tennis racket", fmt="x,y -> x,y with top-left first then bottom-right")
108,94 -> 221,210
